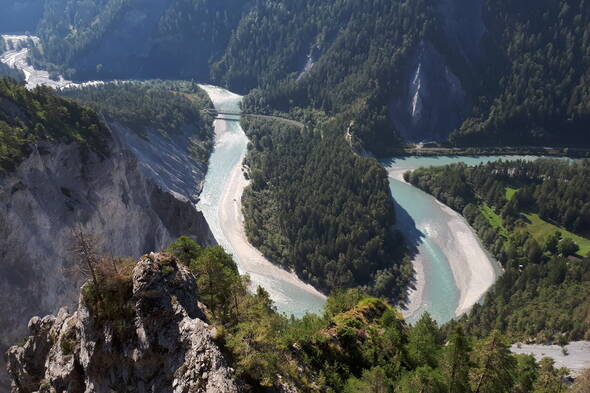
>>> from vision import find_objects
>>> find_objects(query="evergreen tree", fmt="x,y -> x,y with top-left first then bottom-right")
441,326 -> 472,393
407,313 -> 440,368
532,358 -> 568,393
513,355 -> 539,393
469,331 -> 516,393
397,366 -> 445,393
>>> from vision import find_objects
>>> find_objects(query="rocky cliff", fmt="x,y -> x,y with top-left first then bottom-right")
6,252 -> 239,393
0,127 -> 214,388
389,40 -> 469,142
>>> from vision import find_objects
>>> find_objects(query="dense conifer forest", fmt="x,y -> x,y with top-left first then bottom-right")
60,80 -> 215,163
241,117 -> 412,301
0,77 -> 109,172
407,160 -> 590,342
451,0 -> 590,147
6,0 -> 590,150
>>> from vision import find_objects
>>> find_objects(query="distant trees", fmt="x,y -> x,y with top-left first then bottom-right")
558,237 -> 580,257
451,0 -> 590,147
34,0 -> 246,81
60,81 -> 215,164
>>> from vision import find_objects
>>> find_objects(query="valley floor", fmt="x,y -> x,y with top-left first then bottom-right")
217,118 -> 327,309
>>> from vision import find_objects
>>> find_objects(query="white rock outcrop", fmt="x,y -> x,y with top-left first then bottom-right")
6,253 -> 239,393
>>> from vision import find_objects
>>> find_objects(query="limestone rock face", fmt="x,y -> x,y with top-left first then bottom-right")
389,41 -> 469,142
6,253 -> 240,393
0,129 -> 215,388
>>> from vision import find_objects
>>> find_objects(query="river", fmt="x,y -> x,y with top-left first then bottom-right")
382,155 -> 541,323
196,85 -> 327,318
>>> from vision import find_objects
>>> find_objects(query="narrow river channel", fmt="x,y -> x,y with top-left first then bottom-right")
197,85 -> 327,318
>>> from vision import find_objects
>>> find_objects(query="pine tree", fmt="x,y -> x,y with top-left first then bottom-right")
407,312 -> 440,368
442,326 -> 472,393
532,358 -> 568,393
398,366 -> 445,393
513,355 -> 539,393
469,331 -> 516,393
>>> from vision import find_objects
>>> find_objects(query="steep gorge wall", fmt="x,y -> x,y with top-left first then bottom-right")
0,127 -> 214,387
388,0 -> 485,143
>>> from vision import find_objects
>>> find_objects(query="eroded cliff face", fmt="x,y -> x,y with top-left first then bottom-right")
390,41 -> 469,142
0,130 -> 214,387
110,122 -> 208,203
389,0 -> 486,143
6,253 -> 239,393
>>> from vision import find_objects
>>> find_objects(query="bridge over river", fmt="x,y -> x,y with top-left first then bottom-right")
202,108 -> 304,128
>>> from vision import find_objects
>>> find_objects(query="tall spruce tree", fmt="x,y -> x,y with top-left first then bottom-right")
469,331 -> 516,393
442,326 -> 472,393
407,313 -> 440,368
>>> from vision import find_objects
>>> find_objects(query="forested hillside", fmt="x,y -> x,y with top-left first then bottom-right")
32,0 -> 246,81
60,80 -> 215,164
407,160 -> 590,342
17,0 -> 590,150
234,0 -> 437,154
0,0 -> 43,33
0,77 -> 109,172
451,0 -> 590,147
241,117 -> 412,301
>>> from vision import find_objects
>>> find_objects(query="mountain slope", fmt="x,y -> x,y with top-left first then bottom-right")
34,0 -> 246,81
451,0 -> 590,147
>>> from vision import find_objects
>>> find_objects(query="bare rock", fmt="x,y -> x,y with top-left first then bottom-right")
6,253 -> 240,393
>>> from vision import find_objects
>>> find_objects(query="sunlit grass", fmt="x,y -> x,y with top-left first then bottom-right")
524,213 -> 590,256
505,187 -> 518,201
480,203 -> 509,238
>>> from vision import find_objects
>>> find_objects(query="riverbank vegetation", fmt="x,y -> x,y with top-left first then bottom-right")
241,116 -> 411,302
162,237 -> 585,391
406,159 -> 590,342
0,77 -> 109,172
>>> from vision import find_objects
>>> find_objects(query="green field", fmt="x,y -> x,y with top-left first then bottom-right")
505,187 -> 518,201
480,203 -> 509,238
524,213 -> 590,256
